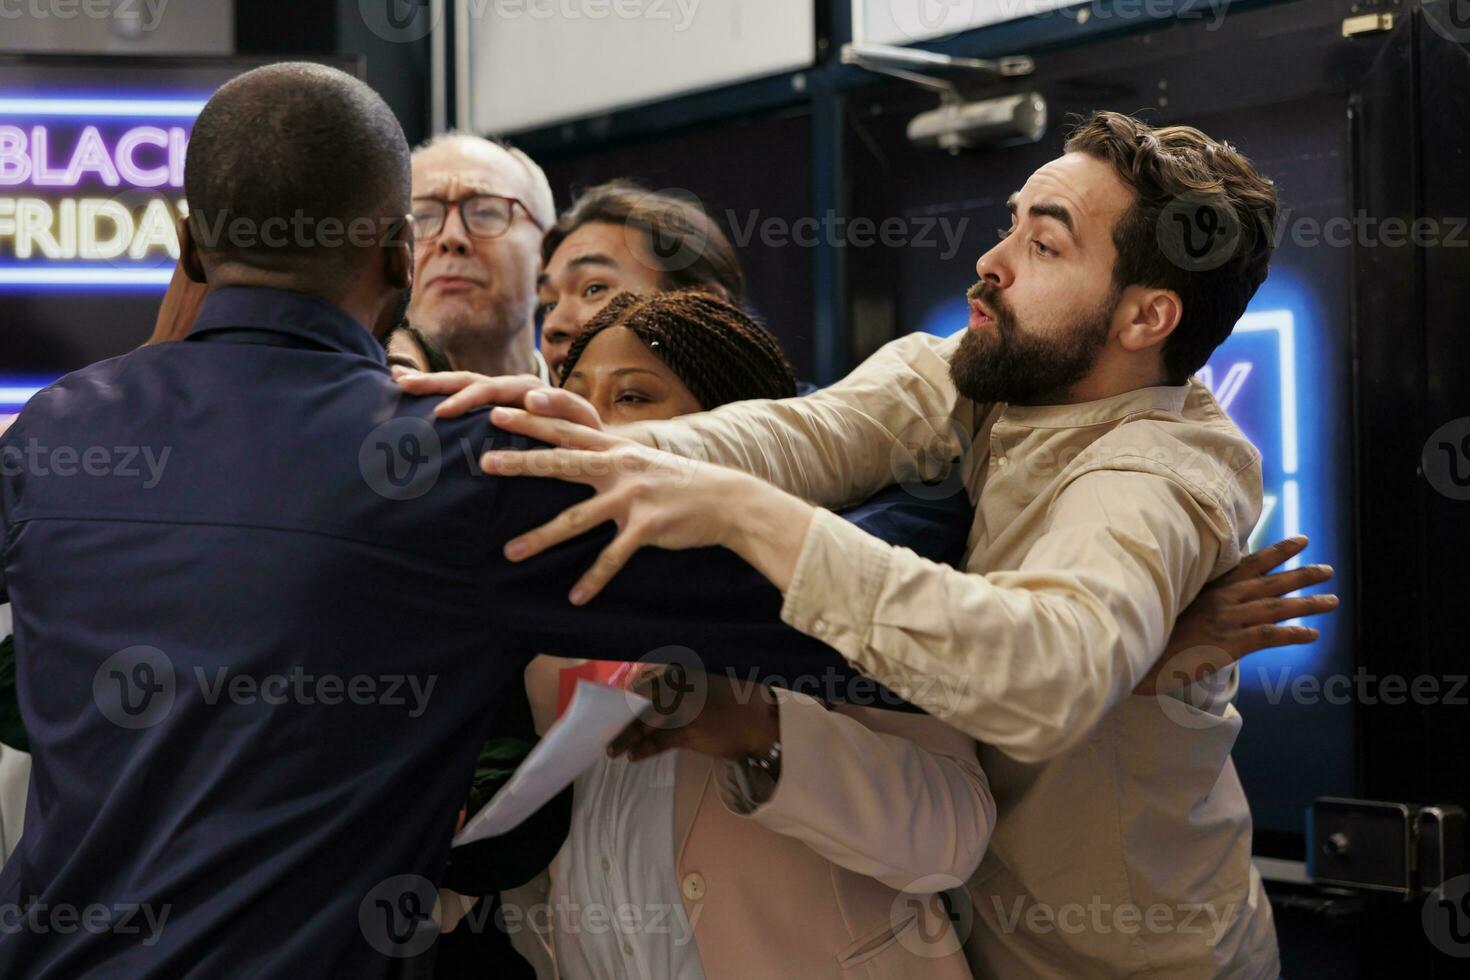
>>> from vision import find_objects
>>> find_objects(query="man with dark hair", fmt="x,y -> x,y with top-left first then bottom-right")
1060,112 -> 1279,384
431,110 -> 1334,978
184,62 -> 412,281
537,180 -> 749,379
0,63 -> 870,978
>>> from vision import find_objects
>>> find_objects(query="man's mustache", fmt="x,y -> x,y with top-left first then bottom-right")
966,281 -> 1011,335
421,262 -> 489,285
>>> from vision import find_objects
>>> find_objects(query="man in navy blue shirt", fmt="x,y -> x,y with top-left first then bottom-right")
0,64 -> 969,978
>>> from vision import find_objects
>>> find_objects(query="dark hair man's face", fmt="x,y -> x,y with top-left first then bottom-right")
537,221 -> 665,382
949,153 -> 1132,405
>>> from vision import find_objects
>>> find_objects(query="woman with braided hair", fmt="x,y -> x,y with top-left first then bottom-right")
556,290 -> 797,422
506,287 -> 990,980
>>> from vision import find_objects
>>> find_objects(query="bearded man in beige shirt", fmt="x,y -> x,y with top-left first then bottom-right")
406,110 -> 1339,978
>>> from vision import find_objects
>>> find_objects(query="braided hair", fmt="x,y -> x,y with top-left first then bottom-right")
560,290 -> 797,410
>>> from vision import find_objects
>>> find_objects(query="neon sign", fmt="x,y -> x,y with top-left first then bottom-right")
1199,309 -> 1300,558
0,96 -> 206,288
0,124 -> 188,187
916,284 -> 1332,665
0,375 -> 52,428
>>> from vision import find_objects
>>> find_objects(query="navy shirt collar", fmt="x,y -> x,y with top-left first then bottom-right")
188,286 -> 386,365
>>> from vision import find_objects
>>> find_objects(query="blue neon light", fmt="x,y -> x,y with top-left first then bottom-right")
0,97 -> 208,117
0,387 -> 44,404
0,266 -> 175,286
1201,309 -> 1302,558
0,375 -> 55,413
915,270 -> 1344,677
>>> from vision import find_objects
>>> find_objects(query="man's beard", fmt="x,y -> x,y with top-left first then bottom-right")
948,281 -> 1116,405
409,292 -> 522,347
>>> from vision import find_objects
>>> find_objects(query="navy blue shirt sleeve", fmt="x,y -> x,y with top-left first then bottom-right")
475,433 -> 974,699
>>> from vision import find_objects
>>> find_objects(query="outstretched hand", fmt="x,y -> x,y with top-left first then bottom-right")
480,407 -> 763,604
481,402 -> 815,604
1136,535 -> 1338,695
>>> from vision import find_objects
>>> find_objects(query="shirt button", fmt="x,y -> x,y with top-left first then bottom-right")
622,942 -> 633,956
600,857 -> 611,872
812,620 -> 828,637
682,872 -> 706,901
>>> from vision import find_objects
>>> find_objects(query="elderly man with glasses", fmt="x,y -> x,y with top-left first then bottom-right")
408,133 -> 556,379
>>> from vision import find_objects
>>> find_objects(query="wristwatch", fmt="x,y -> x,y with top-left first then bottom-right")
743,738 -> 782,776
741,696 -> 783,791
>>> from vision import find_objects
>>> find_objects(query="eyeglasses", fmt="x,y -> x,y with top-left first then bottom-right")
410,194 -> 544,241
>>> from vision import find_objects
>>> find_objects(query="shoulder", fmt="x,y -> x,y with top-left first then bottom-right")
873,330 -> 964,373
1073,382 -> 1259,504
1056,386 -> 1263,570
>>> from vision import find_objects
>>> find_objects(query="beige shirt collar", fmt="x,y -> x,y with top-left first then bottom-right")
994,383 -> 1191,430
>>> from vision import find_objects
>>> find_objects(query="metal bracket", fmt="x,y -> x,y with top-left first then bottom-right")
1309,797 -> 1466,898
1342,12 -> 1395,37
840,42 -> 1034,105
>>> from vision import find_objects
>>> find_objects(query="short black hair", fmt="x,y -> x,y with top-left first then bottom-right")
184,62 -> 410,273
384,323 -> 454,374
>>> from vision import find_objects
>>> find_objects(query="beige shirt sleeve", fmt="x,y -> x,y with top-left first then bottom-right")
779,470 -> 1222,764
620,332 -> 970,509
712,688 -> 993,891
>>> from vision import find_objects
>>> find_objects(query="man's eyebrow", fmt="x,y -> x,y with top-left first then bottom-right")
413,180 -> 506,200
538,252 -> 621,289
1030,201 -> 1076,237
1006,193 -> 1078,239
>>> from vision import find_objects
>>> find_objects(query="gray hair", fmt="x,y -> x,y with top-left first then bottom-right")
413,131 -> 555,229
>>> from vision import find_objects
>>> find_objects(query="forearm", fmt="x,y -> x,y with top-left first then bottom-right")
781,514 -> 1139,758
715,471 -> 817,594
775,478 -> 1221,762
618,332 -> 968,508
485,436 -> 967,705
715,689 -> 992,888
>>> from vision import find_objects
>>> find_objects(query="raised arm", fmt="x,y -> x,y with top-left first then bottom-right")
404,331 -> 974,512
775,469 -> 1228,761
477,414 -> 1337,757
484,433 -> 1239,760
476,450 -> 966,699
620,331 -> 971,509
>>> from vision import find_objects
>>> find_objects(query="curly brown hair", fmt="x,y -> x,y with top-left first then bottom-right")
560,290 -> 796,410
1064,111 -> 1279,383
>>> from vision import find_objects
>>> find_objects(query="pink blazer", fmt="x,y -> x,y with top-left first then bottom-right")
504,681 -> 992,979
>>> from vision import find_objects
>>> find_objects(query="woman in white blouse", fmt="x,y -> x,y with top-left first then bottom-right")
506,292 -> 990,979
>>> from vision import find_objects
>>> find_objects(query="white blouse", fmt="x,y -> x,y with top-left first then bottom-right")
549,751 -> 705,980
